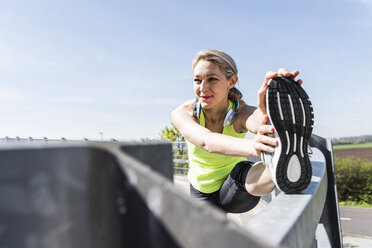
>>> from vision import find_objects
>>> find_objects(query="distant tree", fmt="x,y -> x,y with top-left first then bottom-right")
159,123 -> 185,142
155,123 -> 188,175
140,136 -> 158,141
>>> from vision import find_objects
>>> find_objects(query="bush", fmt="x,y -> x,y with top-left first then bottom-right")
334,157 -> 372,204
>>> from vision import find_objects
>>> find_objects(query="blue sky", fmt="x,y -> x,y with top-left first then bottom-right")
1,0 -> 371,141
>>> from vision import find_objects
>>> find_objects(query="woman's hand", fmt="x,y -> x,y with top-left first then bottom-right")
257,68 -> 302,115
251,115 -> 278,157
251,68 -> 303,156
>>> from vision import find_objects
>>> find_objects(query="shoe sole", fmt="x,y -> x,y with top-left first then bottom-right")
267,77 -> 314,193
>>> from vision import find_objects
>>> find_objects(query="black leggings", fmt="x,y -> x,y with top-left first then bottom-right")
190,161 -> 260,213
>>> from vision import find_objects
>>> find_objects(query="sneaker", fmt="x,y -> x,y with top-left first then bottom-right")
261,76 -> 314,193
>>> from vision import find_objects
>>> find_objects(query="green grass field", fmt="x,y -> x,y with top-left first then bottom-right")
339,201 -> 372,207
333,142 -> 372,150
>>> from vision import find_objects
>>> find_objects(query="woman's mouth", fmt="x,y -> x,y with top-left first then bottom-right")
200,95 -> 212,101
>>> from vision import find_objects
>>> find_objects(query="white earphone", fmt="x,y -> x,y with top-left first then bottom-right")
192,98 -> 239,126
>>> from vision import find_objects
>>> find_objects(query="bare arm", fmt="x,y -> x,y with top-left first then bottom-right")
244,106 -> 265,134
171,100 -> 275,157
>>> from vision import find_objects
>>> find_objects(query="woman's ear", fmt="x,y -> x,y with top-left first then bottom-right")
229,75 -> 238,89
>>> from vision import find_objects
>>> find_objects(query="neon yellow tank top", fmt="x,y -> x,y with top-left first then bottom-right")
186,100 -> 247,193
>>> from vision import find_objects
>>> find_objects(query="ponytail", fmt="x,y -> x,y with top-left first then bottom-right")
228,87 -> 243,101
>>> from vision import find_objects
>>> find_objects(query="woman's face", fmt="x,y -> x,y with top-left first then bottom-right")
193,60 -> 235,109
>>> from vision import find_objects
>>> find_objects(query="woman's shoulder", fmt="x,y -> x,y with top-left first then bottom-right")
183,99 -> 195,108
233,99 -> 257,133
237,99 -> 256,115
172,99 -> 196,119
175,99 -> 195,112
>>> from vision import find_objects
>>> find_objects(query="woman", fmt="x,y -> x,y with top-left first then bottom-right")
171,50 -> 302,213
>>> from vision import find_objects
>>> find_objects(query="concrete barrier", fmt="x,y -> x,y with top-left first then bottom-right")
0,134 -> 341,247
0,142 -> 270,248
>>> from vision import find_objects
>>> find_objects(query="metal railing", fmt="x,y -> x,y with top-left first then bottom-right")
0,136 -> 118,143
172,142 -> 189,175
0,134 -> 342,247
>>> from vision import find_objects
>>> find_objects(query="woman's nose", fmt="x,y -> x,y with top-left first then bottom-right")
200,80 -> 208,91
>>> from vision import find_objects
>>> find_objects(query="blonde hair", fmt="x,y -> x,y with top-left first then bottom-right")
192,49 -> 243,101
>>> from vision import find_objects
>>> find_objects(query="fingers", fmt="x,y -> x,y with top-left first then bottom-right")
254,141 -> 275,154
253,124 -> 278,155
277,68 -> 299,78
261,114 -> 268,125
263,71 -> 278,88
277,68 -> 303,85
258,124 -> 274,134
277,68 -> 291,77
291,70 -> 300,78
255,125 -> 278,146
259,71 -> 278,93
255,133 -> 277,146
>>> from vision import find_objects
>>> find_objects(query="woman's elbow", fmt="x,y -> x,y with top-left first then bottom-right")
200,134 -> 217,153
202,142 -> 213,153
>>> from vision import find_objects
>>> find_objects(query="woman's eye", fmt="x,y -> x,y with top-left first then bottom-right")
194,79 -> 202,84
209,78 -> 217,82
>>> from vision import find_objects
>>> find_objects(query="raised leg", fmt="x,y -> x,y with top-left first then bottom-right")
245,162 -> 275,196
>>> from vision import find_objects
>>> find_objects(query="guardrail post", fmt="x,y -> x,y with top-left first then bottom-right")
310,134 -> 343,248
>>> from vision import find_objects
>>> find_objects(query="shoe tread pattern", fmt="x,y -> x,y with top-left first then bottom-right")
268,76 -> 314,193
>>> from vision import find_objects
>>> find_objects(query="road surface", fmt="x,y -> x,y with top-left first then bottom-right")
340,206 -> 372,237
